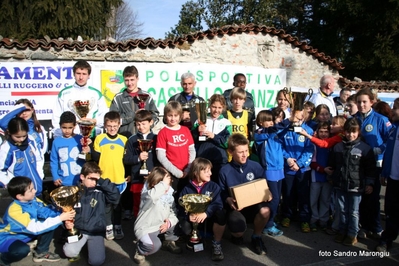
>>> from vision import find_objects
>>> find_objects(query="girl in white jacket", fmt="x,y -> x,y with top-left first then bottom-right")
133,167 -> 181,264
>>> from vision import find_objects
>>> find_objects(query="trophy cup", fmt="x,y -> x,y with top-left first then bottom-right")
195,100 -> 208,141
179,194 -> 212,252
137,93 -> 150,109
50,186 -> 82,243
283,87 -> 313,132
138,139 -> 153,175
68,100 -> 96,160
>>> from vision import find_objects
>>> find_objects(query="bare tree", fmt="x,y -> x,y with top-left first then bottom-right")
112,1 -> 144,41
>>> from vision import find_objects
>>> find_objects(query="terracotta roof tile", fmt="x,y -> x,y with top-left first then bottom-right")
339,77 -> 399,93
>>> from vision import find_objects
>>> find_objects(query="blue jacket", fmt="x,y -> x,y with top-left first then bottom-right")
355,110 -> 392,166
179,180 -> 223,219
311,146 -> 330,182
282,123 -> 314,175
0,198 -> 61,252
218,159 -> 265,203
381,123 -> 399,178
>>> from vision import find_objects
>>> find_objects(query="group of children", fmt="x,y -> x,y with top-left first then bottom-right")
0,68 -> 397,265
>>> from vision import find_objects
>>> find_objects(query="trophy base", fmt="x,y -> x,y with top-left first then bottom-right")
186,240 -> 204,252
293,126 -> 302,133
67,229 -> 82,243
139,169 -> 149,175
78,152 -> 91,161
198,136 -> 207,141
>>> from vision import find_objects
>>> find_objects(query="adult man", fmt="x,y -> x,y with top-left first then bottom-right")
333,88 -> 352,115
309,74 -> 338,117
52,60 -> 108,138
110,65 -> 159,135
223,73 -> 255,114
168,72 -> 204,127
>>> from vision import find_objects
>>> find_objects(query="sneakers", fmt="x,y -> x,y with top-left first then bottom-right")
281,217 -> 291,228
375,242 -> 390,252
343,235 -> 358,246
310,223 -> 318,232
162,240 -> 182,254
325,228 -> 338,235
32,251 -> 61,262
27,239 -> 38,256
263,225 -> 283,237
231,235 -> 244,245
301,222 -> 311,233
114,225 -> 124,240
334,233 -> 346,243
134,249 -> 145,264
68,255 -> 80,262
251,236 -> 267,255
211,240 -> 224,261
357,229 -> 368,239
0,255 -> 10,266
123,210 -> 133,220
106,225 -> 114,240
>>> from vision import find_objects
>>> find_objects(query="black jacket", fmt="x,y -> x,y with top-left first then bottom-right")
168,92 -> 205,126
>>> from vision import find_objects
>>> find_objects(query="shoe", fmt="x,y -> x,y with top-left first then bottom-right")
123,210 -> 133,220
251,236 -> 267,255
368,231 -> 382,239
231,235 -> 244,245
343,236 -> 358,246
301,222 -> 311,233
133,249 -> 145,264
68,255 -> 80,262
281,217 -> 291,228
357,229 -> 368,239
32,251 -> 61,262
162,240 -> 182,254
211,240 -> 224,261
114,225 -> 124,240
263,225 -> 283,237
320,223 -> 328,231
375,243 -> 388,252
106,225 -> 114,240
27,239 -> 38,256
325,228 -> 338,235
0,255 -> 10,266
334,233 -> 346,243
310,223 -> 318,232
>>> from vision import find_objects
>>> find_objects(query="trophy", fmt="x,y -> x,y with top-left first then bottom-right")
137,93 -> 150,109
283,87 -> 313,132
179,194 -> 212,252
195,100 -> 208,141
138,139 -> 153,175
68,100 -> 96,160
50,186 -> 82,243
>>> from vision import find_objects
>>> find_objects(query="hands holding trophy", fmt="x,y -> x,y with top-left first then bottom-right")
50,186 -> 82,243
137,93 -> 150,109
138,139 -> 153,175
179,194 -> 212,252
68,100 -> 95,160
283,87 -> 313,132
195,100 -> 208,141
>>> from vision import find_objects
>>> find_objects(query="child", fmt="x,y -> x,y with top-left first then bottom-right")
124,109 -> 158,218
344,95 -> 358,118
271,107 -> 286,124
218,133 -> 272,255
307,104 -> 331,131
192,94 -> 232,183
63,162 -> 120,265
134,167 -> 181,264
254,110 -> 290,237
328,118 -> 377,246
274,89 -> 291,119
50,111 -> 86,187
110,65 -> 159,135
156,101 -> 195,195
92,111 -> 128,240
15,99 -> 48,178
309,122 -> 333,231
0,117 -> 42,195
0,176 -> 75,265
178,158 -> 226,261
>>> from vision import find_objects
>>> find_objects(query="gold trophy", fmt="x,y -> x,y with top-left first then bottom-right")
179,194 -> 212,252
50,186 -> 82,243
68,100 -> 96,160
138,139 -> 153,175
137,93 -> 150,109
283,87 -> 313,132
195,100 -> 208,141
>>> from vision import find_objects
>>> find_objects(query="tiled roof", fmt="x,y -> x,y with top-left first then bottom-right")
0,23 -> 344,70
339,77 -> 399,93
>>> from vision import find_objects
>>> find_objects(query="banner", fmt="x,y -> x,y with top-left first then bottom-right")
0,62 -> 286,120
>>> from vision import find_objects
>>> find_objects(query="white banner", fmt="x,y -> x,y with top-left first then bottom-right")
0,62 -> 286,120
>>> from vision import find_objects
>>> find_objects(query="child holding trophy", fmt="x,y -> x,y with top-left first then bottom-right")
134,167 -> 181,264
124,110 -> 158,218
178,158 -> 226,261
0,177 -> 75,265
63,162 -> 120,265
92,111 -> 127,241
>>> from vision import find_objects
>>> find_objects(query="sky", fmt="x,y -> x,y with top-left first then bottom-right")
130,0 -> 188,39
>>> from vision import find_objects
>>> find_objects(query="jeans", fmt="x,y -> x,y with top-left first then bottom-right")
336,189 -> 362,237
310,181 -> 332,225
265,179 -> 283,228
63,234 -> 105,266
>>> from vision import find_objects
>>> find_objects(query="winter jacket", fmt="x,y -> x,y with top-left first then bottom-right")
168,92 -> 204,125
